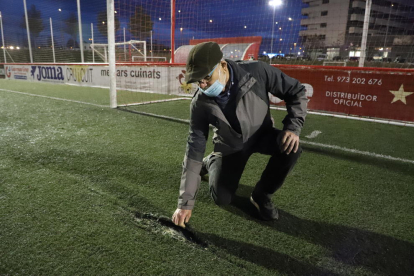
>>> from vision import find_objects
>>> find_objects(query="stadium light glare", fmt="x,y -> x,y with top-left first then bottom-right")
269,0 -> 282,7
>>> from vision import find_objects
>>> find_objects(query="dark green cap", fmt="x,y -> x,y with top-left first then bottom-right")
185,42 -> 223,84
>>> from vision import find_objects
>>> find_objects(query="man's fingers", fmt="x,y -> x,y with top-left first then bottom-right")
172,209 -> 192,228
278,131 -> 300,154
293,140 -> 299,153
278,134 -> 287,152
281,133 -> 289,144
172,213 -> 178,226
285,139 -> 296,154
282,135 -> 293,153
178,216 -> 186,228
185,214 -> 191,223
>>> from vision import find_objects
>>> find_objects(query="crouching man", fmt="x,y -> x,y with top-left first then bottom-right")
172,42 -> 307,227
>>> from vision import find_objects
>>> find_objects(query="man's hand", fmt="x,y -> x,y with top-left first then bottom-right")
277,130 -> 300,155
172,208 -> 192,228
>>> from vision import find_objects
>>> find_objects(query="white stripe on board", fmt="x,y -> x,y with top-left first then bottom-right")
301,140 -> 414,164
0,88 -> 108,108
2,88 -> 413,165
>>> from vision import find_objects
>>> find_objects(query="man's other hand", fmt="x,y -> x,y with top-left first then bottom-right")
277,130 -> 300,155
172,208 -> 192,228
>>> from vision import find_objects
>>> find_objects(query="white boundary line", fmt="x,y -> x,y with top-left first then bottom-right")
270,106 -> 414,127
0,88 -> 108,108
301,140 -> 414,164
1,88 -> 413,165
118,97 -> 190,107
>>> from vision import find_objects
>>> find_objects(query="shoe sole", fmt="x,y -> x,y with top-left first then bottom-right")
250,196 -> 279,221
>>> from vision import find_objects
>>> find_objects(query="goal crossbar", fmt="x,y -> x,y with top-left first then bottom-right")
91,40 -> 147,63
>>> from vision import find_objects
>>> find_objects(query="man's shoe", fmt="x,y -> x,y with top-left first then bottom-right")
250,192 -> 279,220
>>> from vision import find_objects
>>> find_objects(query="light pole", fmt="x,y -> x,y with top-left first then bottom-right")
288,17 -> 293,54
383,3 -> 393,58
269,0 -> 282,54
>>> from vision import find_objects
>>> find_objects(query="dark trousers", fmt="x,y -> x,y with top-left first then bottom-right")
205,128 -> 302,205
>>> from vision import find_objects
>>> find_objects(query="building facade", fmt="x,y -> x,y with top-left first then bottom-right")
300,0 -> 414,60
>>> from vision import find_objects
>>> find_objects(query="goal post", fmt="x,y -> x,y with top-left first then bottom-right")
107,0 -> 116,108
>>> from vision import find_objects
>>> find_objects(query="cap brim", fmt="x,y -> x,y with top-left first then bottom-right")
185,71 -> 206,84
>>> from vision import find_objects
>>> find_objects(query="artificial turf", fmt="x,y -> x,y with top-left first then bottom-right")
0,79 -> 413,275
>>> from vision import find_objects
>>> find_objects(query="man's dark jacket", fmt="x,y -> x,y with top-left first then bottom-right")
178,59 -> 307,210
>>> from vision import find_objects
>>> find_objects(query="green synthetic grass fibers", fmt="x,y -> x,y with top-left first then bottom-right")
0,79 -> 413,276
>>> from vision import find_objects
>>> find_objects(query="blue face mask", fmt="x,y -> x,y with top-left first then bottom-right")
199,68 -> 225,97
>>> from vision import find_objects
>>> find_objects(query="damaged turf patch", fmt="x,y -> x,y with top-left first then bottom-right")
134,212 -> 208,249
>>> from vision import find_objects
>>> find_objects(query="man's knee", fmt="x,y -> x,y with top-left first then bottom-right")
289,145 -> 302,160
213,194 -> 232,206
268,145 -> 302,172
210,187 -> 233,206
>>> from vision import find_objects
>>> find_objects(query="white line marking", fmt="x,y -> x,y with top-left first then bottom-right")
301,140 -> 414,164
0,89 -> 108,108
270,106 -> 414,127
118,97 -> 190,107
305,130 -> 322,139
2,88 -> 413,165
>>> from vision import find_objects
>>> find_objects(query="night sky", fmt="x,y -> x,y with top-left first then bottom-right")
0,0 -> 413,56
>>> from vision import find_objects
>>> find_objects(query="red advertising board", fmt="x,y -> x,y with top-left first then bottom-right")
271,65 -> 414,123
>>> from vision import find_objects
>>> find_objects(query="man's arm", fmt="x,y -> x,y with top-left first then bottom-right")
262,63 -> 307,136
173,97 -> 209,227
261,63 -> 307,154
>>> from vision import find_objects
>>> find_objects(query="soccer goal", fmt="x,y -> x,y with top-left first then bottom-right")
90,40 -> 147,63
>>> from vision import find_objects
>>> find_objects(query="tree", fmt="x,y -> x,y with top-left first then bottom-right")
128,6 -> 153,40
66,38 -> 79,49
64,13 -> 78,47
97,10 -> 120,38
19,5 -> 45,48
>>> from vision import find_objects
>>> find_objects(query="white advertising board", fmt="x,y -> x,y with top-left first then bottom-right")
4,64 -> 197,96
